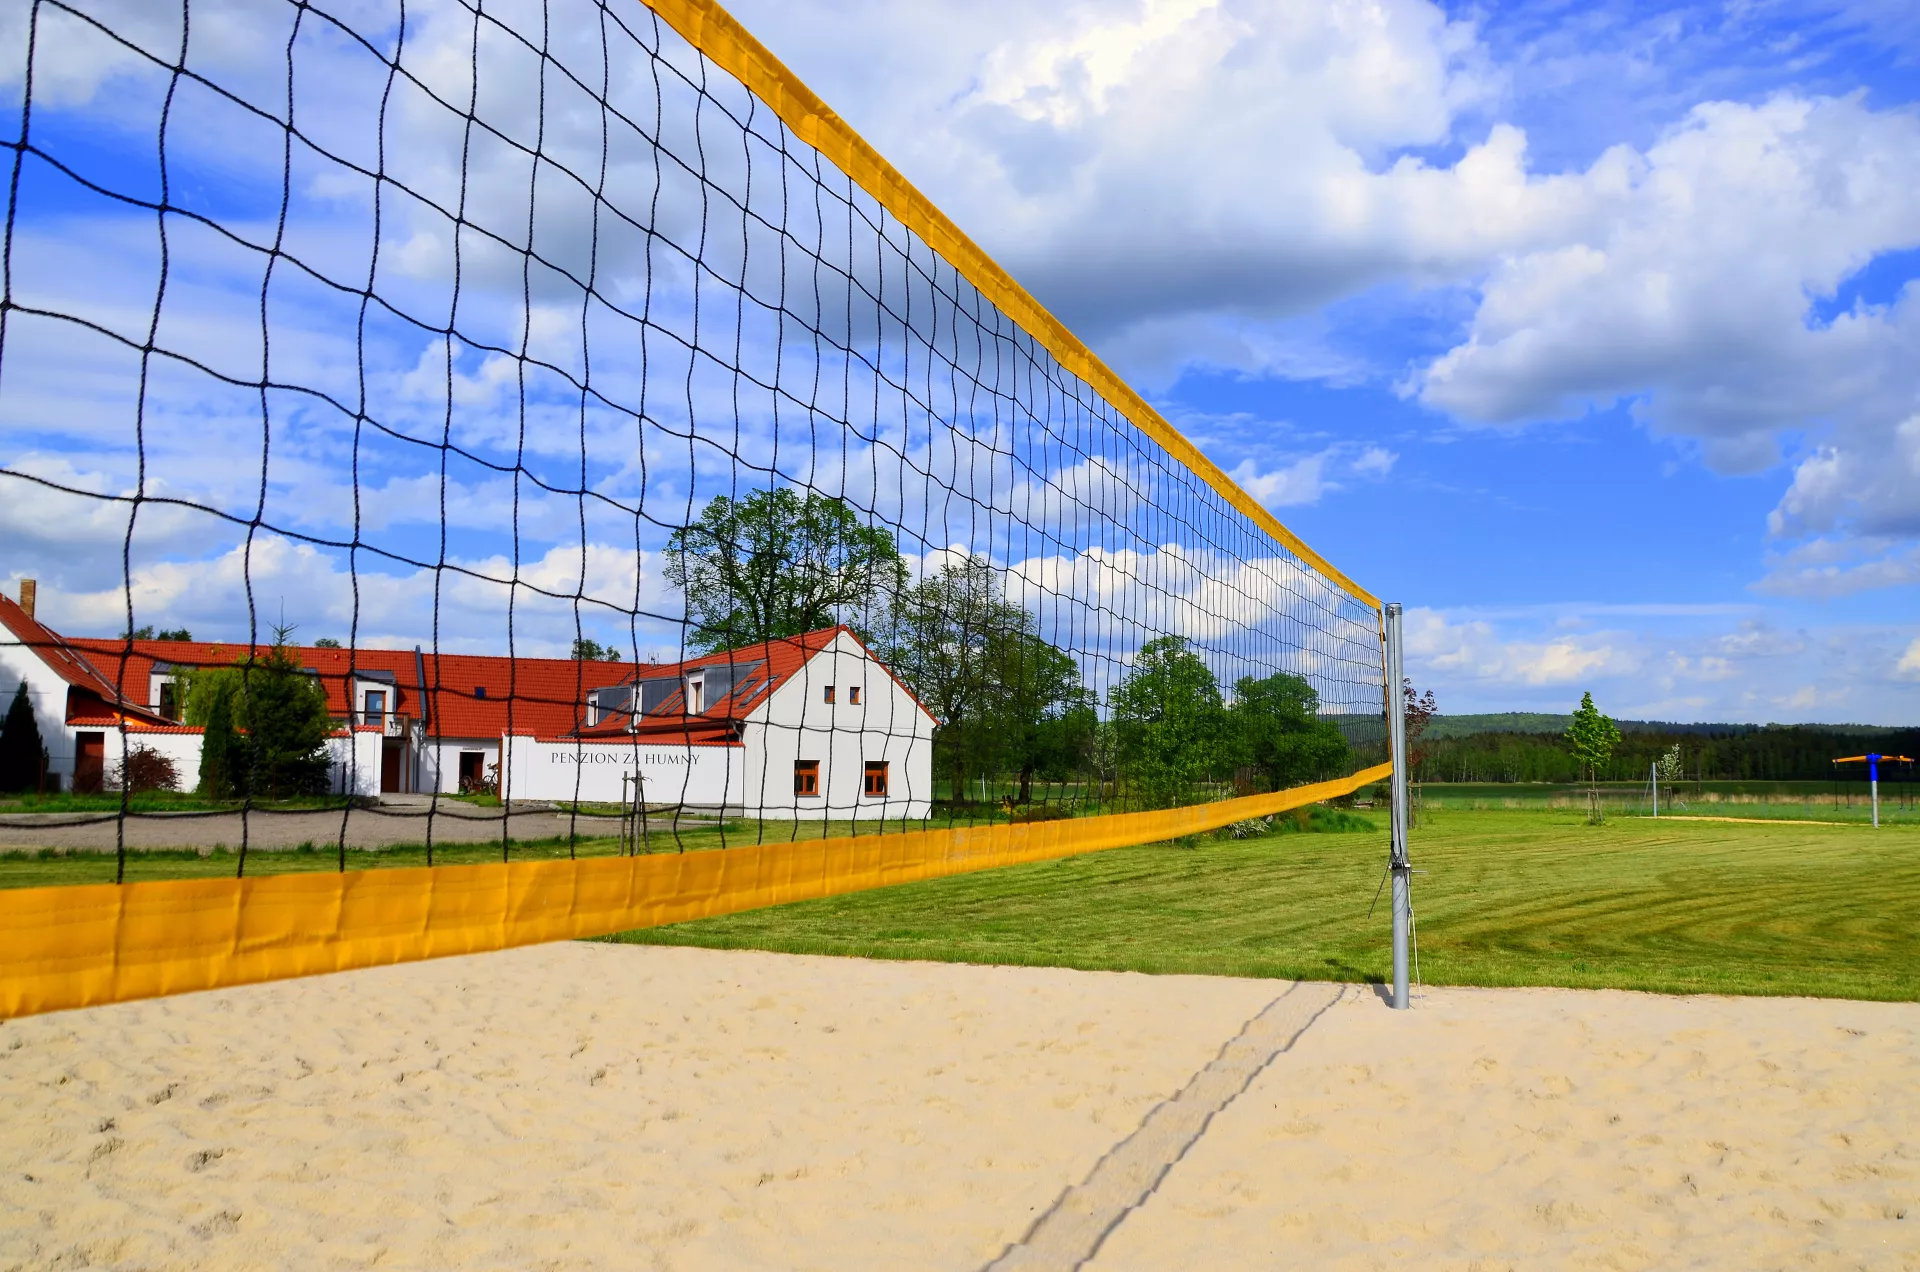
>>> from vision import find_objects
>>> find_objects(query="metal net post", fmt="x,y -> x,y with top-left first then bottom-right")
1383,603 -> 1410,1010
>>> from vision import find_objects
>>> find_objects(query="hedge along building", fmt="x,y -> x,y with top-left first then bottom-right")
501,626 -> 938,820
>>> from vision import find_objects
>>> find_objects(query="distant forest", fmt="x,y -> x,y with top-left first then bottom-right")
1417,718 -> 1920,783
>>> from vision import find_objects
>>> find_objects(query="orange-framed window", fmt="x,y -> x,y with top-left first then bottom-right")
847,685 -> 861,705
863,760 -> 888,798
794,760 -> 820,797
822,684 -> 836,704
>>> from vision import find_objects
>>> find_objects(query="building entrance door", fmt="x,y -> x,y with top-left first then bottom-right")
73,732 -> 105,794
381,741 -> 402,793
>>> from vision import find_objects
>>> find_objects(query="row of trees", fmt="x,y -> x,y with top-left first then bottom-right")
1415,716 -> 1919,784
665,488 -> 1354,809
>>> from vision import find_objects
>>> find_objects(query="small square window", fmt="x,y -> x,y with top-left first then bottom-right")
823,684 -> 836,704
863,760 -> 888,798
474,685 -> 487,700
794,760 -> 820,797
847,686 -> 861,705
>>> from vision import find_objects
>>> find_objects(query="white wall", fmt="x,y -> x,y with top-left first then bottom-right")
500,733 -> 736,805
494,634 -> 934,817
112,730 -> 204,789
0,642 -> 76,785
741,632 -> 934,821
326,729 -> 383,797
417,736 -> 499,794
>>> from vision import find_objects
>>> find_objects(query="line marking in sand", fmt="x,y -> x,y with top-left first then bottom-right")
985,980 -> 1347,1272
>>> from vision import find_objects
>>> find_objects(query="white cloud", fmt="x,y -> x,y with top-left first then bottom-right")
1228,454 -> 1328,508
1898,638 -> 1920,679
1755,536 -> 1920,598
1402,607 -> 1634,688
18,532 -> 672,659
719,2 -> 1920,577
1350,446 -> 1397,477
1399,605 -> 1919,723
723,0 -> 1606,345
1419,95 -> 1920,467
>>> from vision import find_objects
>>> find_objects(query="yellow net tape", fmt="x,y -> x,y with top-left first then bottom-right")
0,765 -> 1385,1019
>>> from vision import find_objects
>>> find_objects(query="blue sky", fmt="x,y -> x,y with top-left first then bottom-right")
715,0 -> 1920,723
2,0 -> 1917,723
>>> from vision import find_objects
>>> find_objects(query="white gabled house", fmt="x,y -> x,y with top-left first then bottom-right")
3,578 -> 936,816
501,626 -> 938,819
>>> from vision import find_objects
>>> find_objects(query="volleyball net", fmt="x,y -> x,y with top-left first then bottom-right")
0,0 -> 1386,1016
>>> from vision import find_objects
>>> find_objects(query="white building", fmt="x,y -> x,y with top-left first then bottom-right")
3,580 -> 936,816
500,626 -> 938,819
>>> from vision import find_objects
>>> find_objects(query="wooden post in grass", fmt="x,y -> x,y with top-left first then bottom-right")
1384,604 -> 1411,1011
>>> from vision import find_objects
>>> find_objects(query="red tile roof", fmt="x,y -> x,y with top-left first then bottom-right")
55,632 -> 634,739
0,593 -> 172,727
31,618 -> 934,741
574,626 -> 938,739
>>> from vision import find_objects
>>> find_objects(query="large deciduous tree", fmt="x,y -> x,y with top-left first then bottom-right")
884,555 -> 1027,803
1227,671 -> 1350,791
884,556 -> 1095,807
992,630 -> 1096,806
664,488 -> 906,652
1109,636 -> 1226,810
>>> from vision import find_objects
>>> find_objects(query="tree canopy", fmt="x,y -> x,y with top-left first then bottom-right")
664,488 -> 906,652
1108,636 -> 1227,809
1227,671 -> 1349,790
883,556 -> 1092,803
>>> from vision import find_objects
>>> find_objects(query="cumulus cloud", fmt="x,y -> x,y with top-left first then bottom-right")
1898,639 -> 1920,679
15,532 -> 673,659
720,1 -> 1920,582
1398,606 -> 1920,722
1419,96 -> 1920,485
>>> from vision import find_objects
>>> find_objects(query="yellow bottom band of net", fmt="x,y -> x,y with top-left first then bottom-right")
0,765 -> 1389,1019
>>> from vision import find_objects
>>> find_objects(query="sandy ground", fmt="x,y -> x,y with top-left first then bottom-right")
0,946 -> 1914,1271
0,801 -> 642,852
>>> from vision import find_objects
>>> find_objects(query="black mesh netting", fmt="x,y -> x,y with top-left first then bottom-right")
0,0 -> 1384,881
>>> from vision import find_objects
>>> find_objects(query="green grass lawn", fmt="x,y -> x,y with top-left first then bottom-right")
607,808 -> 1920,1002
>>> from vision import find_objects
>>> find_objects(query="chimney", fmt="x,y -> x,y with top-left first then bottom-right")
18,579 -> 35,619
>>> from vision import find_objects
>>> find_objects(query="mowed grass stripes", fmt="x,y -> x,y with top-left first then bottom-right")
608,810 -> 1920,1001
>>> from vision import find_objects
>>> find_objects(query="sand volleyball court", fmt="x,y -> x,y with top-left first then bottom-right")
2,944 -> 1915,1270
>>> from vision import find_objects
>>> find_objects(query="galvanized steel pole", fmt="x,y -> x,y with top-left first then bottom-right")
1384,604 -> 1411,1011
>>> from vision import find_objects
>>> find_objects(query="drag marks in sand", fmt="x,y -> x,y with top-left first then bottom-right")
2,945 -> 1917,1269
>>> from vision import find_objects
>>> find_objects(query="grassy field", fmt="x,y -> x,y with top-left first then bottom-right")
6,803 -> 1915,1001
609,808 -> 1920,1002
